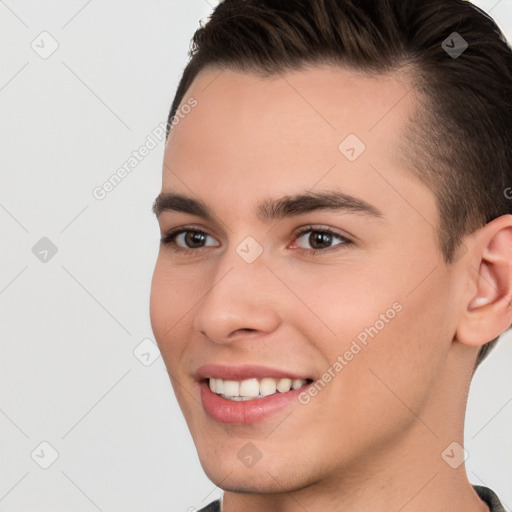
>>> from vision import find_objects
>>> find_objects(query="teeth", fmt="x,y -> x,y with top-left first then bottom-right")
223,380 -> 240,397
208,377 -> 309,400
292,379 -> 304,390
277,378 -> 292,392
239,378 -> 259,397
260,377 -> 277,396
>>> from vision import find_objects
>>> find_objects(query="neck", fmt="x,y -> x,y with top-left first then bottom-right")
222,432 -> 488,512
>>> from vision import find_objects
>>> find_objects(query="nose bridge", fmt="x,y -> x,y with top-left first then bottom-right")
193,240 -> 280,342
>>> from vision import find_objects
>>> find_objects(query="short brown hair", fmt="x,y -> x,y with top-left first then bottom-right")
166,0 -> 512,366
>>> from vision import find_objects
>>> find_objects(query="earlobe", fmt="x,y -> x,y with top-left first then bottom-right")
456,215 -> 512,347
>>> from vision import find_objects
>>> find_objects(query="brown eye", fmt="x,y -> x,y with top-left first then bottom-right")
308,231 -> 333,249
294,229 -> 348,251
161,228 -> 219,251
184,231 -> 208,248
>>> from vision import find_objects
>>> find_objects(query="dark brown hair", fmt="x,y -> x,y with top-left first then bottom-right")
167,0 -> 512,366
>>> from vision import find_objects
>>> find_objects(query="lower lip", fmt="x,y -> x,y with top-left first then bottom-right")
199,380 -> 310,424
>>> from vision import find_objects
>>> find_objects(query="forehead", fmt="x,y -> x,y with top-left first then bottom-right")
163,65 -> 434,227
170,65 -> 415,148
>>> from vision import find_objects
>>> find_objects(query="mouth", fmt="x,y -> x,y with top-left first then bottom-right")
195,364 -> 316,424
206,377 -> 314,401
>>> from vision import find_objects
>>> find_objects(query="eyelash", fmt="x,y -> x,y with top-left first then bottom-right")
160,225 -> 353,256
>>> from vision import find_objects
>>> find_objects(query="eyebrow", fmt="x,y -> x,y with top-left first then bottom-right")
152,190 -> 383,221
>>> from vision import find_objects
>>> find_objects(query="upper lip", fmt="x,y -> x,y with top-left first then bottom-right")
195,364 -> 312,382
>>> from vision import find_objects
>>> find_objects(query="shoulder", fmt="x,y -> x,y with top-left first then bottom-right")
197,499 -> 221,512
473,485 -> 506,512
196,490 -> 505,512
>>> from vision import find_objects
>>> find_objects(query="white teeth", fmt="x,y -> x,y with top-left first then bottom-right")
208,377 -> 309,400
259,377 -> 277,396
223,380 -> 240,397
239,378 -> 260,397
292,379 -> 304,390
209,378 -> 224,394
276,378 -> 292,392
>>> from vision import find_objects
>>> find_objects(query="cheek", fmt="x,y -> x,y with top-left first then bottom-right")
150,258 -> 202,421
149,256 -> 198,360
285,255 -> 452,400
334,268 -> 454,423
275,260 -> 400,350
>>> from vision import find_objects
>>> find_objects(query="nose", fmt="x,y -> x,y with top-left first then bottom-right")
193,248 -> 281,344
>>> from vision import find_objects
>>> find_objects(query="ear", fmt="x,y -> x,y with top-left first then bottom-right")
456,215 -> 512,347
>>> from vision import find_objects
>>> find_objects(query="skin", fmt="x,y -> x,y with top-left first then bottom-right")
150,66 -> 512,512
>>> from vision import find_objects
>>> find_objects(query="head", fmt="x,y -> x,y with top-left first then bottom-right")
151,0 -> 512,498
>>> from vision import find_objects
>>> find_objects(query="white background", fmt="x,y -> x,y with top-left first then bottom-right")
1,1 -> 511,511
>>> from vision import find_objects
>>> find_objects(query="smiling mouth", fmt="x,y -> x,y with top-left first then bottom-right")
207,377 -> 314,401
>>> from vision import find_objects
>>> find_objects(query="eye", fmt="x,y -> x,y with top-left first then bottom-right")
161,227 -> 219,253
160,225 -> 351,256
292,227 -> 351,252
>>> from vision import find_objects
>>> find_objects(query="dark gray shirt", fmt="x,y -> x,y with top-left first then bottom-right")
197,485 -> 506,511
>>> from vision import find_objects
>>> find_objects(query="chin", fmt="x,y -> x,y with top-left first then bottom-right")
203,467 -> 297,495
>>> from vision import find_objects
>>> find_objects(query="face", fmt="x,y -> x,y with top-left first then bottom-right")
150,66 -> 463,493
